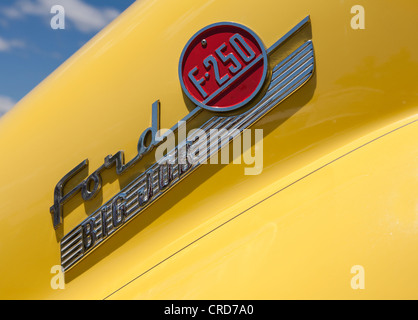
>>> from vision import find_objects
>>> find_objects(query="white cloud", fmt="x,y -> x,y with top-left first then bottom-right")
1,0 -> 120,33
0,95 -> 16,116
0,37 -> 25,52
1,7 -> 23,19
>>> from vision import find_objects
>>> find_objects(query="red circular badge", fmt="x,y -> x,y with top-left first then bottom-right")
179,22 -> 268,112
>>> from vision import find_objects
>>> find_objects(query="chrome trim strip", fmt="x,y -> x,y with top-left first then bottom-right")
266,15 -> 310,55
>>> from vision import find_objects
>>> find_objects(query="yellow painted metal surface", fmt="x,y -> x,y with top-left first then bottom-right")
0,0 -> 417,299
109,117 -> 418,300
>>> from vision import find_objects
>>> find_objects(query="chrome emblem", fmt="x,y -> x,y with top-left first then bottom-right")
52,16 -> 315,272
179,22 -> 268,112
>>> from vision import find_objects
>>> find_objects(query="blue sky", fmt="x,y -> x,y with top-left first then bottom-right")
0,0 -> 135,117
